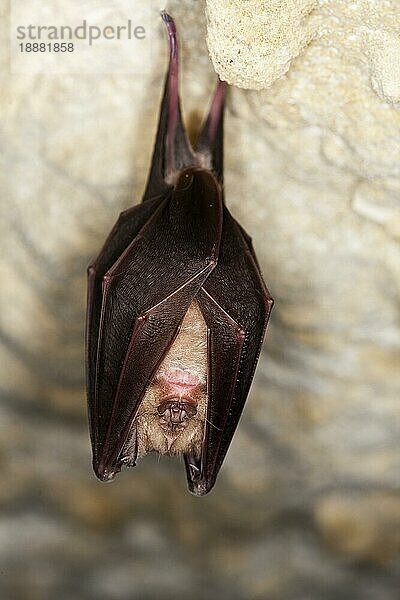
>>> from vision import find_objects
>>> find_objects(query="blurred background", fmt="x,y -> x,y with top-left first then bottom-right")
1,1 -> 399,598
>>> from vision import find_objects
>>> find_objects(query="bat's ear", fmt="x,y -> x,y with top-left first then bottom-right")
143,12 -> 196,201
196,79 -> 226,186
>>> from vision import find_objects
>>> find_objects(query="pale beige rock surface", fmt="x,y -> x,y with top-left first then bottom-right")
0,0 -> 399,598
206,0 -> 317,89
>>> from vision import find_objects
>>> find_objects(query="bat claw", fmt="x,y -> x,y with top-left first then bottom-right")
188,463 -> 200,478
188,479 -> 211,497
95,467 -> 116,482
93,457 -> 121,482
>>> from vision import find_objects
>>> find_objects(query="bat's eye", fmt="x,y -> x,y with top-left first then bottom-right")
175,168 -> 194,192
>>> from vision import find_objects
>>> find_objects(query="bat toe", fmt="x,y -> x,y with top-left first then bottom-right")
188,478 -> 213,497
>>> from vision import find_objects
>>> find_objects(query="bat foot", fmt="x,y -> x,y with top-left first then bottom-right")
188,479 -> 212,497
187,462 -> 200,478
93,460 -> 119,483
184,453 -> 213,496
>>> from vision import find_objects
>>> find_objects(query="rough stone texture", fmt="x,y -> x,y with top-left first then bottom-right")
206,0 -> 317,89
1,0 -> 399,599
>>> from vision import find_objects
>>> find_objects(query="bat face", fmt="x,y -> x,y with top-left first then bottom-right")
85,12 -> 273,496
121,301 -> 208,462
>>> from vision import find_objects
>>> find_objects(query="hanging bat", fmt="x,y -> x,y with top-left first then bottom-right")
86,11 -> 273,496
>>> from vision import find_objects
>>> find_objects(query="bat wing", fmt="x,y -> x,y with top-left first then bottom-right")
86,196 -> 165,466
87,169 -> 223,481
185,207 -> 273,495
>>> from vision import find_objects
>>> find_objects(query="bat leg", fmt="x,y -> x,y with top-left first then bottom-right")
185,451 -> 201,481
143,12 -> 195,201
196,79 -> 226,185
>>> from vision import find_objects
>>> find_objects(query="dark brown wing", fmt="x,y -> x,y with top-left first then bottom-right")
86,196 -> 165,457
185,207 -> 273,495
87,169 -> 223,481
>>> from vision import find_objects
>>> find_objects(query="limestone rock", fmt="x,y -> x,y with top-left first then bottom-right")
206,0 -> 317,89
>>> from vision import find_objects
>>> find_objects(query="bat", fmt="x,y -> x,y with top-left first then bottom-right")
86,11 -> 273,496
